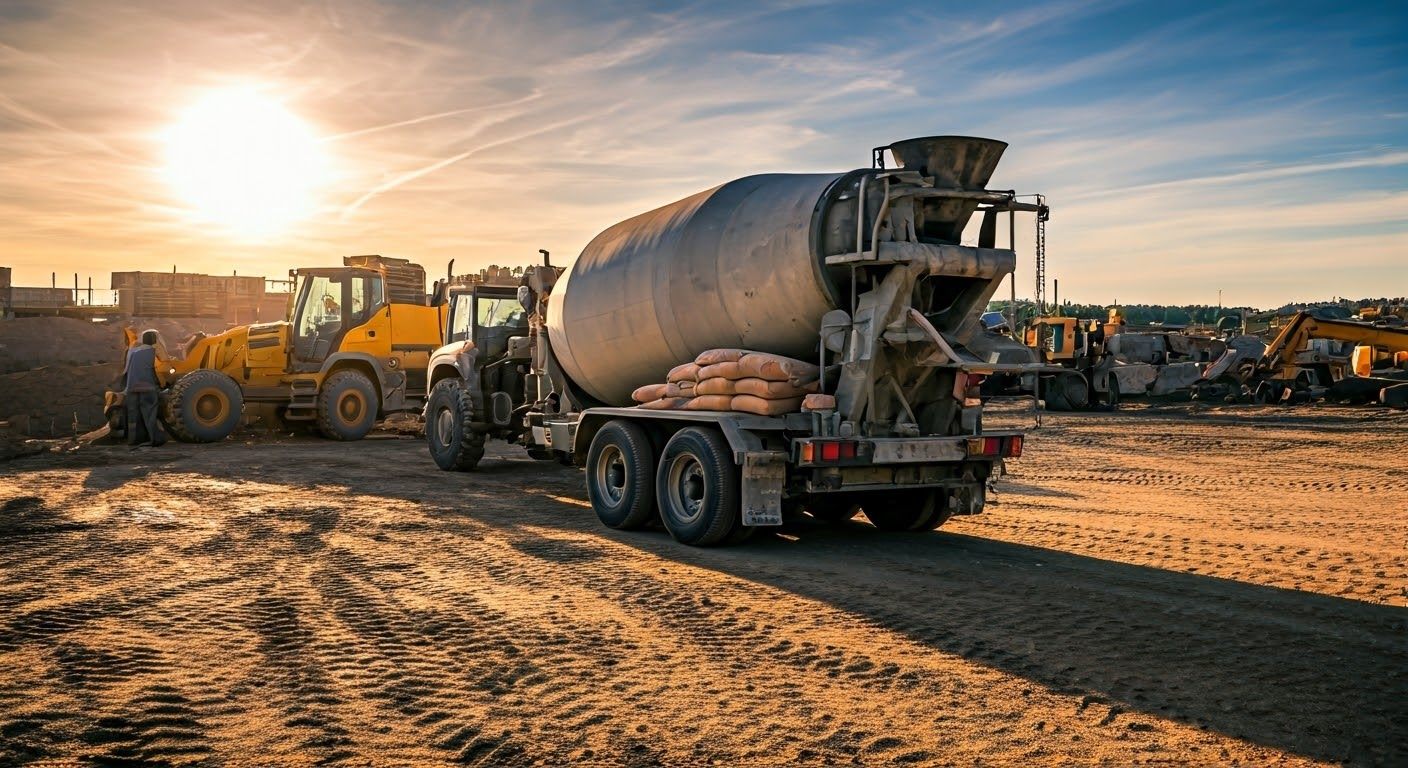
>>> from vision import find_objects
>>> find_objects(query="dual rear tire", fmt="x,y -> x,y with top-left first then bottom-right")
586,421 -> 748,546
586,419 -> 962,545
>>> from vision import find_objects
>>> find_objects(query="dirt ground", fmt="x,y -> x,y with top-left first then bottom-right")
0,403 -> 1404,766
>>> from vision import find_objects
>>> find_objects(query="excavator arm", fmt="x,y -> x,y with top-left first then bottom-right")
1260,312 -> 1408,378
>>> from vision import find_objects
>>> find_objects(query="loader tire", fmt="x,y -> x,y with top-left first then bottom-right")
317,370 -> 378,441
1059,372 -> 1091,410
426,378 -> 485,470
1042,377 -> 1071,411
164,370 -> 243,443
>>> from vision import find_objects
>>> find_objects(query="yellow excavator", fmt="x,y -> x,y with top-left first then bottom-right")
108,255 -> 445,442
1228,311 -> 1408,404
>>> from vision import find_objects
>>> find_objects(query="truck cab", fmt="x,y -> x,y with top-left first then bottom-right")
425,265 -> 551,469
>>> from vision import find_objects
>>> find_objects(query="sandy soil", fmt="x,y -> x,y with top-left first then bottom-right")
0,404 -> 1404,766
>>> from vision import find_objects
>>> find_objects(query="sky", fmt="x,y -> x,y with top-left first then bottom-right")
0,0 -> 1404,309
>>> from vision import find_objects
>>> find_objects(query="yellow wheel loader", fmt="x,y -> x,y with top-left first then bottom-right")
109,255 -> 445,443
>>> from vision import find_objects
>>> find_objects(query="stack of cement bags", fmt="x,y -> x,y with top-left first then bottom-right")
631,349 -> 820,416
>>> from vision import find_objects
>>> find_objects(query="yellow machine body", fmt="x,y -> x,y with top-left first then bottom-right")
118,256 -> 448,443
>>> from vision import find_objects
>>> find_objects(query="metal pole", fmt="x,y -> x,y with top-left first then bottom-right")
1008,209 -> 1017,331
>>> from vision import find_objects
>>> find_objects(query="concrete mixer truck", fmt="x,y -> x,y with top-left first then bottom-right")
424,136 -> 1047,545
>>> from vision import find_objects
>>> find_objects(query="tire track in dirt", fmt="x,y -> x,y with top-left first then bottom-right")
2,409 -> 1405,765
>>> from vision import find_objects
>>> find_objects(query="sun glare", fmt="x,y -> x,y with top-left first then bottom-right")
164,88 -> 326,236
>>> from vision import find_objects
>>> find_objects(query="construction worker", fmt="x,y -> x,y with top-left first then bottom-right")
122,329 -> 167,447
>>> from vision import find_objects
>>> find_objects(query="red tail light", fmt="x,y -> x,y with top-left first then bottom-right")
1005,436 -> 1023,458
798,439 -> 863,465
966,437 -> 1000,456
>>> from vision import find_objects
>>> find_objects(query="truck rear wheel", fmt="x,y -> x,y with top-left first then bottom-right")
426,378 -> 485,470
806,494 -> 861,523
863,489 -> 951,531
164,370 -> 243,443
318,370 -> 379,441
656,427 -> 739,546
586,420 -> 657,530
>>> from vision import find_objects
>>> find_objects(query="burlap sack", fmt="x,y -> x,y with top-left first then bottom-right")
697,361 -> 746,381
738,352 -> 819,384
733,377 -> 817,399
802,394 -> 837,411
637,397 -> 692,410
731,394 -> 805,416
631,383 -> 670,403
694,348 -> 748,366
694,377 -> 737,396
682,395 -> 735,411
666,362 -> 701,383
664,381 -> 696,398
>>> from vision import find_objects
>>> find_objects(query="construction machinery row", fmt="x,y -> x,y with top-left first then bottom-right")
101,130 -> 1404,550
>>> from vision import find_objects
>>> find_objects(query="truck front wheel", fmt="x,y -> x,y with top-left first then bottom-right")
656,427 -> 739,546
426,378 -> 485,470
586,420 -> 657,530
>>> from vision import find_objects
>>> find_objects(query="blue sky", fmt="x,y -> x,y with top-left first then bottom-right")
0,0 -> 1404,307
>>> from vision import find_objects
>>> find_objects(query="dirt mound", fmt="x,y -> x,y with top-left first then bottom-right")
1,362 -> 123,438
0,316 -> 125,374
0,317 -> 236,436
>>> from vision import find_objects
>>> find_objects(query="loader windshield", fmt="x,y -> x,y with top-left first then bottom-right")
292,271 -> 385,363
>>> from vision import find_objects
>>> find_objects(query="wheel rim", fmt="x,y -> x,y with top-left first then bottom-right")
194,389 -> 229,426
594,445 -> 627,507
339,390 -> 366,425
666,453 -> 707,524
435,406 -> 455,448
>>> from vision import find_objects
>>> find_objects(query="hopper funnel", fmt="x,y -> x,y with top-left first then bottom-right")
887,136 -> 1007,189
887,136 -> 1008,242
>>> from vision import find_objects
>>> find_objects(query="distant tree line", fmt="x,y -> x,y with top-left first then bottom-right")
986,297 -> 1406,327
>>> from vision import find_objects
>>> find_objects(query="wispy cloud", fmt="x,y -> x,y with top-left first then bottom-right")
0,0 -> 1402,307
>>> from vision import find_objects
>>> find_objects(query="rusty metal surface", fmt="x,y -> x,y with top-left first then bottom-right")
547,136 -> 1020,407
548,173 -> 844,405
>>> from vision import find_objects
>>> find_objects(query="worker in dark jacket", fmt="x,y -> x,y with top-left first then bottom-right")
123,329 -> 167,447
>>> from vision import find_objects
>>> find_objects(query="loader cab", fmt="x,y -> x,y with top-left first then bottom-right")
1025,317 -> 1082,363
291,268 -> 386,367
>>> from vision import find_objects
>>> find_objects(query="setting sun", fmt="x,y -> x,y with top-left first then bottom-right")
163,88 -> 326,236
